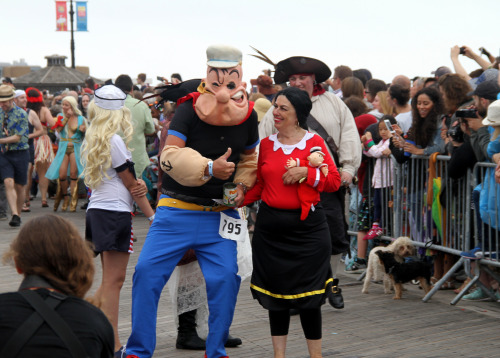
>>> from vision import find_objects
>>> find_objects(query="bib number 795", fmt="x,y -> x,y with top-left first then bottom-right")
219,212 -> 246,242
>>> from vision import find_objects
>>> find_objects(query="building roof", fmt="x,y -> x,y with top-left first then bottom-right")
13,55 -> 101,91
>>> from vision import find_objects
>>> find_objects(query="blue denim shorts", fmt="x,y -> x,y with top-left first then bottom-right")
0,150 -> 30,185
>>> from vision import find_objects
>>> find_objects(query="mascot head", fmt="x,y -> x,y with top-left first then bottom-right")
195,45 -> 249,126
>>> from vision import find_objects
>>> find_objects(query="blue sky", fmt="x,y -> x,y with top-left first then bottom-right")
3,0 -> 499,86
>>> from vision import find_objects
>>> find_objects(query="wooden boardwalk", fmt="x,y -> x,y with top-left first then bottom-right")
1,198 -> 500,357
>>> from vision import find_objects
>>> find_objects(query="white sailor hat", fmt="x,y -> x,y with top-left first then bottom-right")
94,85 -> 127,110
206,45 -> 242,69
310,146 -> 325,156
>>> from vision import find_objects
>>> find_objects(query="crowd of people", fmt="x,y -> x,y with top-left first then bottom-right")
1,43 -> 500,357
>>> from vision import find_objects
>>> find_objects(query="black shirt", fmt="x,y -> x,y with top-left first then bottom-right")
162,100 -> 259,199
0,288 -> 114,357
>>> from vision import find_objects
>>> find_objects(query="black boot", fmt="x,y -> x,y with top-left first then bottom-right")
176,310 -> 206,350
328,278 -> 344,309
225,334 -> 242,347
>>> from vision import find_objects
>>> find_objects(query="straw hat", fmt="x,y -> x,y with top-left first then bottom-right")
254,98 -> 272,123
0,84 -> 15,102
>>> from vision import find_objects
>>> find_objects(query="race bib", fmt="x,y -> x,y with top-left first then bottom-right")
219,212 -> 247,242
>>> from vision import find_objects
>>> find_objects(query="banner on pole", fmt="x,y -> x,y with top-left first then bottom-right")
76,2 -> 88,31
55,1 -> 68,31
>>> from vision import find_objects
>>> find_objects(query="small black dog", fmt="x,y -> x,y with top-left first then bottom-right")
375,251 -> 432,299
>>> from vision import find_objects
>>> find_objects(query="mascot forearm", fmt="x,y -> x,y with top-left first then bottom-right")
233,151 -> 258,189
161,145 -> 258,189
160,145 -> 257,188
160,145 -> 211,187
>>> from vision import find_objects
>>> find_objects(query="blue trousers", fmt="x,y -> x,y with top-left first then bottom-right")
126,198 -> 241,358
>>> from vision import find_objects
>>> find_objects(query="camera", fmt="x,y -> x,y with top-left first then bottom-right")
455,108 -> 477,118
479,47 -> 491,57
459,47 -> 466,55
384,119 -> 395,133
447,121 -> 464,143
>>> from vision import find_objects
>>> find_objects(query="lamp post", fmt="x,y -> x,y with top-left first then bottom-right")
69,0 -> 75,68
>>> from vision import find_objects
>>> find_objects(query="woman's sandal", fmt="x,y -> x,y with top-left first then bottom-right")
22,201 -> 31,212
41,200 -> 49,208
454,277 -> 472,294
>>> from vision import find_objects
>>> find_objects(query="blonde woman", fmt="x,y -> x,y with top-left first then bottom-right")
82,85 -> 154,357
46,96 -> 86,211
373,90 -> 395,116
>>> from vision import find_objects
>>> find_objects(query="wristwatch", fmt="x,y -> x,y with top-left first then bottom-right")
235,182 -> 247,194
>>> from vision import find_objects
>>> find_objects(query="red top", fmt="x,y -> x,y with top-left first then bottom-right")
243,132 -> 341,209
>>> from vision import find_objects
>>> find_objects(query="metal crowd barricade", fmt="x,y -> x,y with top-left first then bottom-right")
347,152 -> 500,304
450,162 -> 500,304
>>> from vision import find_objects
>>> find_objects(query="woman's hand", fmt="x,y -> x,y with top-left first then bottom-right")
492,153 -> 500,165
495,162 -> 500,184
282,166 -> 308,185
403,142 -> 423,155
79,123 -> 86,133
234,185 -> 245,207
392,134 -> 404,149
392,124 -> 403,136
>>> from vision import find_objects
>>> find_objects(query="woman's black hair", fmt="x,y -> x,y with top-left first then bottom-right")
274,87 -> 312,130
409,86 -> 443,146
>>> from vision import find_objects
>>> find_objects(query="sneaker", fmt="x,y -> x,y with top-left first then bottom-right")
9,215 -> 21,227
363,225 -> 383,240
479,251 -> 498,260
0,213 -> 7,221
462,287 -> 495,301
114,345 -> 126,358
460,247 -> 482,260
344,258 -> 367,274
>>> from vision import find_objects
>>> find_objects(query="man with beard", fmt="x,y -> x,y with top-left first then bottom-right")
465,80 -> 500,161
259,56 -> 361,306
125,45 -> 259,358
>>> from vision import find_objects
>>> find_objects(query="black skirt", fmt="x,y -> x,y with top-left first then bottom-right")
250,202 -> 333,310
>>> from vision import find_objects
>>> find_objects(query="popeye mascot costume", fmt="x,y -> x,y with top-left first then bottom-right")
125,45 -> 259,358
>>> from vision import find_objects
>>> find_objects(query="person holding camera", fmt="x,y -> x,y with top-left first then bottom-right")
450,45 -> 494,82
463,80 -> 500,162
389,87 -> 446,244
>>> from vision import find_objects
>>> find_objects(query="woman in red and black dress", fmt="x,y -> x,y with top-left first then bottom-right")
243,87 -> 341,358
